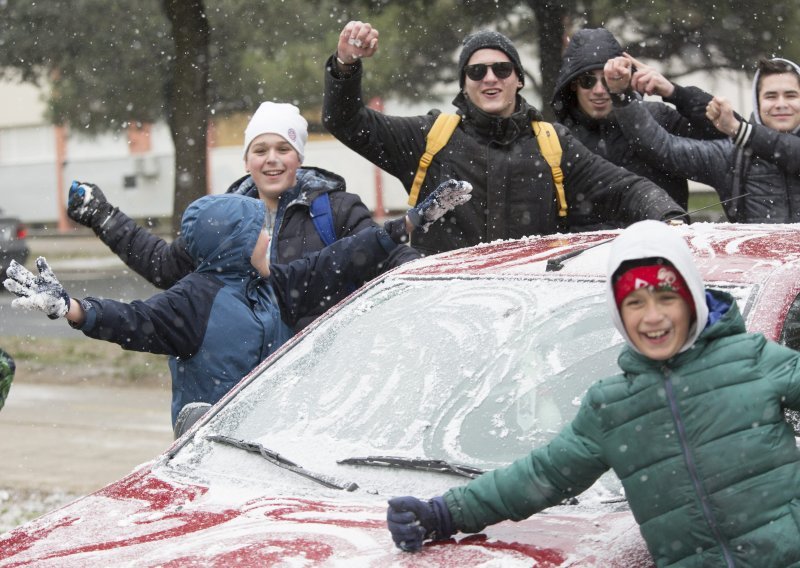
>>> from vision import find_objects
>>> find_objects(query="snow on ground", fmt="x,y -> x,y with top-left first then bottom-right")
0,487 -> 78,535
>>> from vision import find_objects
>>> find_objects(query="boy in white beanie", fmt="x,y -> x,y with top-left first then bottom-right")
385,220 -> 800,566
66,101 -> 418,331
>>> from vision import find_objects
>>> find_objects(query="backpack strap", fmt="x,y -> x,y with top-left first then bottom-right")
407,114 -> 566,218
408,113 -> 462,206
309,192 -> 337,246
532,121 -> 566,218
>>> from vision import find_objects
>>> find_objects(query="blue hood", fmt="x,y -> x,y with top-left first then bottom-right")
181,194 -> 265,278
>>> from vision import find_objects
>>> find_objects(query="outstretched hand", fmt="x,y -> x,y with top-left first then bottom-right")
67,180 -> 115,229
387,496 -> 453,552
336,20 -> 379,65
3,257 -> 71,320
408,179 -> 473,233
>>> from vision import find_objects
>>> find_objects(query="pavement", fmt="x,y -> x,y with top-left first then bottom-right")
25,228 -> 156,272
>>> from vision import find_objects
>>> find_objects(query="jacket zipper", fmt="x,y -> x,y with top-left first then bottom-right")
662,366 -> 736,567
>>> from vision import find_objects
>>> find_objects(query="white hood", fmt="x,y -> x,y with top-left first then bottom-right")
605,220 -> 708,355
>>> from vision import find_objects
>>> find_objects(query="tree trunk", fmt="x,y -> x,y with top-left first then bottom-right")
162,0 -> 210,235
530,1 -> 572,122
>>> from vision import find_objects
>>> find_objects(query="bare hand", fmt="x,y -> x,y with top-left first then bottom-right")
336,20 -> 379,65
706,96 -> 740,137
603,56 -> 633,94
624,53 -> 675,98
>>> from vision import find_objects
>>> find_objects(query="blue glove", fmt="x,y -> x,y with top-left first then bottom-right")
3,257 -> 71,320
386,495 -> 454,552
407,179 -> 472,232
67,180 -> 116,229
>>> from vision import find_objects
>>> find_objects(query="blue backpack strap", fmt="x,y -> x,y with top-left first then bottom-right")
310,193 -> 337,246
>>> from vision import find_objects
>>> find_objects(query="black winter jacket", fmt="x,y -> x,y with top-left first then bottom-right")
614,98 -> 800,223
323,56 -> 686,256
551,27 -> 729,217
90,167 -> 418,330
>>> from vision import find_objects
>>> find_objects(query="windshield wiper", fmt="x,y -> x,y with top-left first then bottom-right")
207,434 -> 358,492
338,456 -> 485,479
546,238 -> 615,272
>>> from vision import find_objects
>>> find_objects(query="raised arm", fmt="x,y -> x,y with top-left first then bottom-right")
322,22 -> 428,188
272,180 -> 472,327
707,95 -> 800,175
602,58 -> 733,197
623,53 -> 734,140
558,124 -> 687,227
68,182 -> 195,288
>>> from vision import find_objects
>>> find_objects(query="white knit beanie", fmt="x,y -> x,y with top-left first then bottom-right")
243,102 -> 308,162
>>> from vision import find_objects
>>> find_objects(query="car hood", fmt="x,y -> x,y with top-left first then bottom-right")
0,463 -> 653,567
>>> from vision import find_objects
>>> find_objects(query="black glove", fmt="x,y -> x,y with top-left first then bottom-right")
386,495 -> 454,552
3,257 -> 71,320
407,179 -> 472,233
67,180 -> 116,229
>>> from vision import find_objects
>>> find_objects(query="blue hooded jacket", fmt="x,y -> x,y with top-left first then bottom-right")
77,194 -> 402,424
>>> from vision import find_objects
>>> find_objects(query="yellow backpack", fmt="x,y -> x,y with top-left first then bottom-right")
407,113 -> 567,218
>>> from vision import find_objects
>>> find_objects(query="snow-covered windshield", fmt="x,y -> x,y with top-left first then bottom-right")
170,276 -> 752,496
201,276 -> 619,464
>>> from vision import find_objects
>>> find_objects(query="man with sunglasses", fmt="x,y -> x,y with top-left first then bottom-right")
551,27 -> 730,226
323,21 -> 687,256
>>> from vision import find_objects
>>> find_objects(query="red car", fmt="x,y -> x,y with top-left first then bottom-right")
2,223 -> 800,566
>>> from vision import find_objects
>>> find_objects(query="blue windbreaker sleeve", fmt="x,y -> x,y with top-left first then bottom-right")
76,274 -> 221,359
269,226 -> 403,327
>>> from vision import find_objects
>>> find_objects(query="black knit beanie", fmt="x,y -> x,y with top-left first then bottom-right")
458,30 -> 524,88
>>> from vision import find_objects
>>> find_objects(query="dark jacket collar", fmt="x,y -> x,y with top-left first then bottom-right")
452,92 -> 544,143
226,166 -> 346,206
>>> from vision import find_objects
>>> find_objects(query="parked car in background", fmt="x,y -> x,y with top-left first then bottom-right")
0,210 -> 29,278
2,223 -> 800,566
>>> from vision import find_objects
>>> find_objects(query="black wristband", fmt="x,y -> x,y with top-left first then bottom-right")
610,88 -> 637,107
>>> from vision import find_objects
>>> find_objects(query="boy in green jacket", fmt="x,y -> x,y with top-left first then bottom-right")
387,220 -> 800,567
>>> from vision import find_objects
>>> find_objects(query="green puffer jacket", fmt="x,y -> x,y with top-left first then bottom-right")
444,291 -> 800,567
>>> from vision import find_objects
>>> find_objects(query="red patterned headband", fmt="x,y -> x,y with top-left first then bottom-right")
613,264 -> 694,311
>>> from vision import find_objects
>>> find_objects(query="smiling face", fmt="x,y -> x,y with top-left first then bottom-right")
573,69 -> 612,120
463,49 -> 521,118
244,133 -> 301,204
758,72 -> 800,132
620,288 -> 692,361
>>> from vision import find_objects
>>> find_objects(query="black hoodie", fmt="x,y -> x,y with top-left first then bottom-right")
551,28 -> 728,219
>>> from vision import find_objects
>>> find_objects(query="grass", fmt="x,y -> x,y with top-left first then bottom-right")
0,335 -> 170,388
687,190 -> 726,222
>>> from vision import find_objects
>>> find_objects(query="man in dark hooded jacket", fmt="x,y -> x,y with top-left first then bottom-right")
551,27 -> 731,224
323,22 -> 687,256
607,56 -> 800,224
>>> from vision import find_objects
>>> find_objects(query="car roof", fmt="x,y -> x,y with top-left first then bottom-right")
393,223 -> 800,340
399,223 -> 800,281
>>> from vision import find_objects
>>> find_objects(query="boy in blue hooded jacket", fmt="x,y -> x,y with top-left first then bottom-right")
4,181 -> 471,431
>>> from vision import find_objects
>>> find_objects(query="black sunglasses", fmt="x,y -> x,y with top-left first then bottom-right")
464,61 -> 515,81
576,73 -> 601,90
